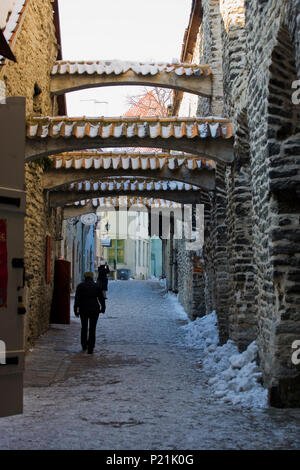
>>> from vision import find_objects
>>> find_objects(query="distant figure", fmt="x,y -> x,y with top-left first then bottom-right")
74,272 -> 106,354
97,259 -> 110,299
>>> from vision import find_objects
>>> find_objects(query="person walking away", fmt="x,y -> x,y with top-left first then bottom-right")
97,259 -> 110,299
74,272 -> 106,354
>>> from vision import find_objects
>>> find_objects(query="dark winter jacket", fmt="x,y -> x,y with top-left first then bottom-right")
74,278 -> 105,315
97,264 -> 110,291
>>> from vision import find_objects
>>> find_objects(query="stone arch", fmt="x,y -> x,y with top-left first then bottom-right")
25,117 -> 234,164
266,25 -> 300,407
48,188 -> 205,208
63,196 -> 187,219
50,62 -> 212,97
26,138 -> 233,165
42,151 -> 216,191
43,167 -> 215,192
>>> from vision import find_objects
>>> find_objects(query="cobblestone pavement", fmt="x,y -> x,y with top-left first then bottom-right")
0,280 -> 299,450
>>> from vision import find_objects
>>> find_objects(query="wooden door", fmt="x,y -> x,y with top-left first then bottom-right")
50,259 -> 71,324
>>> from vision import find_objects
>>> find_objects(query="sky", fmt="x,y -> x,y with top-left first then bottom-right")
58,0 -> 192,117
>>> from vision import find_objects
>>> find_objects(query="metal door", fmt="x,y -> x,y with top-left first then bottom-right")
0,97 -> 26,417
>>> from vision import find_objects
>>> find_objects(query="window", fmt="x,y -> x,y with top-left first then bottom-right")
108,240 -> 125,264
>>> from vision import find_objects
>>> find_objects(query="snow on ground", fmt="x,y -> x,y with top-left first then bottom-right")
166,292 -> 268,409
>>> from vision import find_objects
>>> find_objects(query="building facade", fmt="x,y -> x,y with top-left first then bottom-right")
97,207 -> 151,280
0,0 -> 61,347
61,218 -> 95,289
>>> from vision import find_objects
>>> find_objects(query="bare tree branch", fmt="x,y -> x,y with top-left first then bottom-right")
126,87 -> 172,117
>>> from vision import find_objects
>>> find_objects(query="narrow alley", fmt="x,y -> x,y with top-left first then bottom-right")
0,280 -> 299,450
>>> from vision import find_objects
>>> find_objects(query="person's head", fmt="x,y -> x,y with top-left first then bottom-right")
100,259 -> 106,266
84,272 -> 94,281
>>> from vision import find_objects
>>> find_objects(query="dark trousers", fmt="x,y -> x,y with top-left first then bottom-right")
80,312 -> 100,352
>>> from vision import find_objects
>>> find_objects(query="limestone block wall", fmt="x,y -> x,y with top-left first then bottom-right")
175,238 -> 206,320
176,0 -> 230,334
221,0 -> 300,405
226,151 -> 258,350
208,164 -> 230,344
245,0 -> 300,406
24,163 -> 56,346
220,0 -> 247,118
0,0 -> 59,347
219,0 -> 259,352
0,0 -> 57,117
198,0 -> 224,117
193,0 -> 231,341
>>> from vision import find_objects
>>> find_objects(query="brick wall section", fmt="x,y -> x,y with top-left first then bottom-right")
0,0 -> 58,348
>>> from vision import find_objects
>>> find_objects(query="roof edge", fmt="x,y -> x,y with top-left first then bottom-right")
173,0 -> 203,115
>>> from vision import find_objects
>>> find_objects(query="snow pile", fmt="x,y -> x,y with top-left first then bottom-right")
166,291 -> 187,319
168,294 -> 268,408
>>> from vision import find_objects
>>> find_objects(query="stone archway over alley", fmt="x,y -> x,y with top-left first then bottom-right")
0,0 -> 300,445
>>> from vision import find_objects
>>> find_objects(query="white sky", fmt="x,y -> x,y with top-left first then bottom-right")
58,0 -> 192,116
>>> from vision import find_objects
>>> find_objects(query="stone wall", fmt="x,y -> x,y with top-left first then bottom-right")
198,0 -> 224,117
175,0 -> 228,327
0,0 -> 57,117
168,190 -> 211,320
0,0 -> 59,347
218,0 -> 259,351
175,238 -> 205,320
24,163 -> 57,346
225,110 -> 258,351
205,164 -> 230,343
221,0 -> 300,405
175,0 -> 300,406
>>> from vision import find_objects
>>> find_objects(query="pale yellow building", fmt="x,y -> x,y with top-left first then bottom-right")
96,203 -> 151,280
